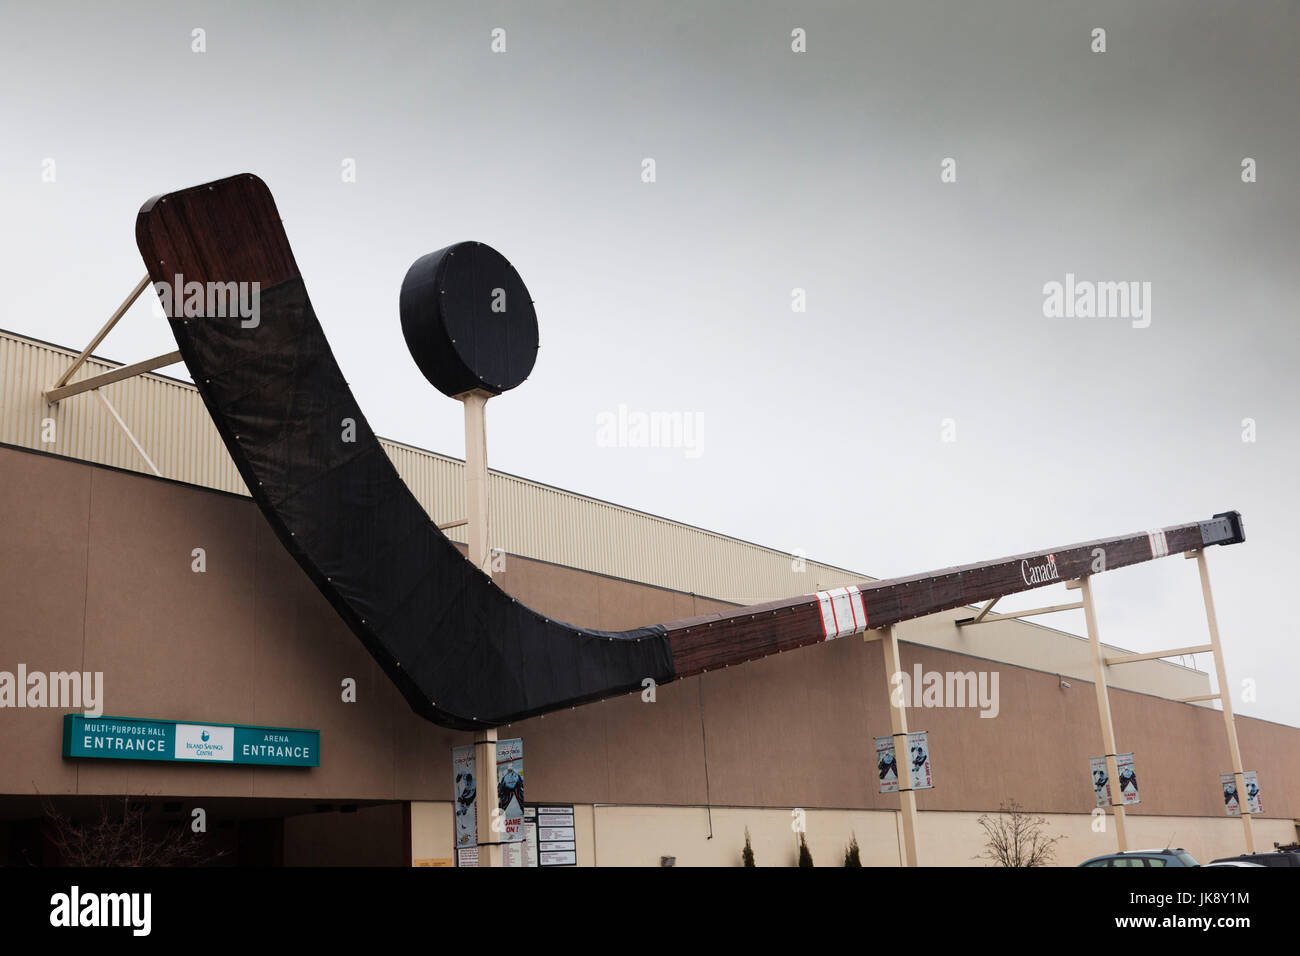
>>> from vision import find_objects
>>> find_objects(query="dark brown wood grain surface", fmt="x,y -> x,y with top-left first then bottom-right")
137,174 -> 299,293
667,519 -> 1236,677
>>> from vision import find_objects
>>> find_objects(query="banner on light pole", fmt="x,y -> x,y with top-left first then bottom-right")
1222,771 -> 1262,816
906,731 -> 933,791
1090,753 -> 1139,806
452,744 -> 478,867
875,735 -> 899,793
496,737 -> 525,844
876,732 -> 933,792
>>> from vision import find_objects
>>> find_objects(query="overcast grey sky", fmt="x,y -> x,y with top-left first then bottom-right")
2,1 -> 1297,725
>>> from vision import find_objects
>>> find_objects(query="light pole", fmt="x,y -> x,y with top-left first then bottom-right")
401,240 -> 539,866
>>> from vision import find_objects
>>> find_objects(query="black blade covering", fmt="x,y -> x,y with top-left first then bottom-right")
140,176 -> 672,730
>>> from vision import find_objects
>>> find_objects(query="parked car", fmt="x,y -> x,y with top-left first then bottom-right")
1080,848 -> 1200,867
1204,860 -> 1266,867
1209,841 -> 1300,868
1209,852 -> 1300,867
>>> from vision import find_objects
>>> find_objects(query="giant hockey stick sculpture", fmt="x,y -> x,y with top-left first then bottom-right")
136,174 -> 1245,729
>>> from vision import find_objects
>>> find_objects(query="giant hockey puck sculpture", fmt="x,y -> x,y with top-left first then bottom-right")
399,242 -> 538,398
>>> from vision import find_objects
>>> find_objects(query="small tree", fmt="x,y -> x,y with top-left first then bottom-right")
844,832 -> 862,867
42,796 -> 222,867
797,832 -> 814,867
742,827 -> 756,867
974,799 -> 1064,867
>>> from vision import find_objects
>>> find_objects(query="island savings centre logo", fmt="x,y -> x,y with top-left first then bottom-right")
175,723 -> 233,761
1021,553 -> 1060,586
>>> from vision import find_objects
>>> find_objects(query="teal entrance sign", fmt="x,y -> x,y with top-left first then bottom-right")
63,715 -> 319,767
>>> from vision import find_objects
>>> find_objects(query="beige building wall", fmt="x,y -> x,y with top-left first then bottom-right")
1,443 -> 1296,865
408,801 -> 455,865
585,805 -> 1299,867
895,611 -> 1210,705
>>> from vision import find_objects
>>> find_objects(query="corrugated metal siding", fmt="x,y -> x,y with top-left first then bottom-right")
0,332 -> 246,494
0,330 -> 867,605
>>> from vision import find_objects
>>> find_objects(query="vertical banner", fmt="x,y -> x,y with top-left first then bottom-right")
1092,754 -> 1139,806
1244,771 -> 1263,815
452,744 -> 478,867
1222,771 -> 1263,816
906,731 -> 933,790
1089,756 -> 1111,808
1116,753 -> 1139,805
875,735 -> 899,793
496,737 -> 525,844
1221,773 -> 1240,815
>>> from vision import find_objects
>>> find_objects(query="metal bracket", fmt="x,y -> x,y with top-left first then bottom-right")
956,600 -> 1082,627
1106,643 -> 1213,666
94,389 -> 161,476
44,274 -> 151,402
40,273 -> 177,477
45,349 -> 182,403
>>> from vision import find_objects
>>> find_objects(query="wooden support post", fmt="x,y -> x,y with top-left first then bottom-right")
44,350 -> 182,403
49,274 -> 151,393
473,728 -> 502,867
1106,644 -> 1213,666
959,600 -> 1084,626
1071,577 -> 1128,851
881,625 -> 919,867
464,390 -> 501,865
1193,549 -> 1255,853
459,389 -> 492,577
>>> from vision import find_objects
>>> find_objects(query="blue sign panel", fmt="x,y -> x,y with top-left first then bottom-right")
62,715 -> 319,767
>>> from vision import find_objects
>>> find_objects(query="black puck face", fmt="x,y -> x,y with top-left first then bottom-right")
400,241 -> 539,397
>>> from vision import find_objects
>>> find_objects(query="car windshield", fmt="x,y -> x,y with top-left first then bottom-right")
1176,852 -> 1199,866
